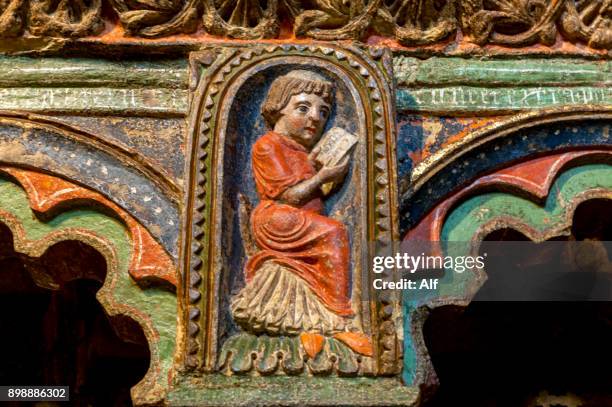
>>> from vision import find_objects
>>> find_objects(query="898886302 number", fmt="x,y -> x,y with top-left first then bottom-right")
2,386 -> 69,401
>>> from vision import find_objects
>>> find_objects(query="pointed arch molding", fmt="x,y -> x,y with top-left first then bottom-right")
179,44 -> 407,402
0,115 -> 180,259
400,109 -> 612,233
409,109 -> 612,195
0,167 -> 178,406
0,166 -> 176,286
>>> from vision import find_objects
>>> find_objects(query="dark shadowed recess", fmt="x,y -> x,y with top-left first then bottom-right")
0,223 -> 149,407
423,199 -> 612,407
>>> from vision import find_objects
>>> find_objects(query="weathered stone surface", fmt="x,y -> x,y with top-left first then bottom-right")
1,166 -> 177,287
49,116 -> 186,185
0,118 -> 180,258
0,11 -> 610,404
399,120 -> 612,233
0,57 -> 189,115
395,57 -> 612,113
168,376 -> 419,406
0,56 -> 188,87
394,57 -> 612,87
0,87 -> 188,116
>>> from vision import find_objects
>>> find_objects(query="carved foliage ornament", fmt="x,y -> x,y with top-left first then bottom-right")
462,0 -> 612,48
0,0 -> 611,48
28,0 -> 104,37
110,0 -> 199,37
461,0 -> 565,46
376,0 -> 457,45
0,0 -> 24,37
560,0 -> 612,48
0,0 -> 104,38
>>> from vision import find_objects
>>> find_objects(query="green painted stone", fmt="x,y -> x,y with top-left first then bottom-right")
397,86 -> 612,113
0,57 -> 190,116
168,376 -> 419,406
0,178 -> 177,401
0,57 -> 188,88
394,57 -> 612,87
0,87 -> 188,116
442,164 -> 612,242
394,57 -> 612,113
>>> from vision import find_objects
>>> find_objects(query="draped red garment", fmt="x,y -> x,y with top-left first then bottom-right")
245,131 -> 353,317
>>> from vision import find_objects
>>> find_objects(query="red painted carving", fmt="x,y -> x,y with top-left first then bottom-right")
333,332 -> 374,357
406,150 -> 612,244
300,332 -> 325,359
0,166 -> 176,287
248,130 -> 352,316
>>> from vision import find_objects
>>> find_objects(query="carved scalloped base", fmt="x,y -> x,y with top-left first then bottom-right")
217,332 -> 367,376
167,376 -> 419,406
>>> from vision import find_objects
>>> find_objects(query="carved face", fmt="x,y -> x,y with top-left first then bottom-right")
274,93 -> 331,148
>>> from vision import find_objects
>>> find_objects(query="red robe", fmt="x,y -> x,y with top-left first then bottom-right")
245,131 -> 353,317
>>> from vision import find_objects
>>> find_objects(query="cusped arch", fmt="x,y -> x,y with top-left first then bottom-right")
0,168 -> 177,406
402,149 -> 612,395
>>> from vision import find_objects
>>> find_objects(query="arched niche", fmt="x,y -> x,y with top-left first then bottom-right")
0,229 -> 150,404
181,45 -> 402,381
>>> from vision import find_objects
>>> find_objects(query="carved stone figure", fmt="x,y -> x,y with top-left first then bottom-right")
229,70 -> 372,359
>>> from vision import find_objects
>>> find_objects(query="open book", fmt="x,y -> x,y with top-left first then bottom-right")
313,127 -> 358,195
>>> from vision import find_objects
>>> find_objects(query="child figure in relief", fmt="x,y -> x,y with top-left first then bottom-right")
231,70 -> 372,357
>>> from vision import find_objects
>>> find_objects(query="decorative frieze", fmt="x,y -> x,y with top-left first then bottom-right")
398,86 -> 612,113
395,56 -> 612,114
0,87 -> 188,115
1,0 -> 611,51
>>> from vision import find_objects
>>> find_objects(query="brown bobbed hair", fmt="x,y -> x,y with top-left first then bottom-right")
261,70 -> 334,128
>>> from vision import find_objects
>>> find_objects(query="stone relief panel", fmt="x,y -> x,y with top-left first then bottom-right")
181,45 -> 401,381
399,115 -> 612,234
0,116 -> 180,258
223,69 -> 373,375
